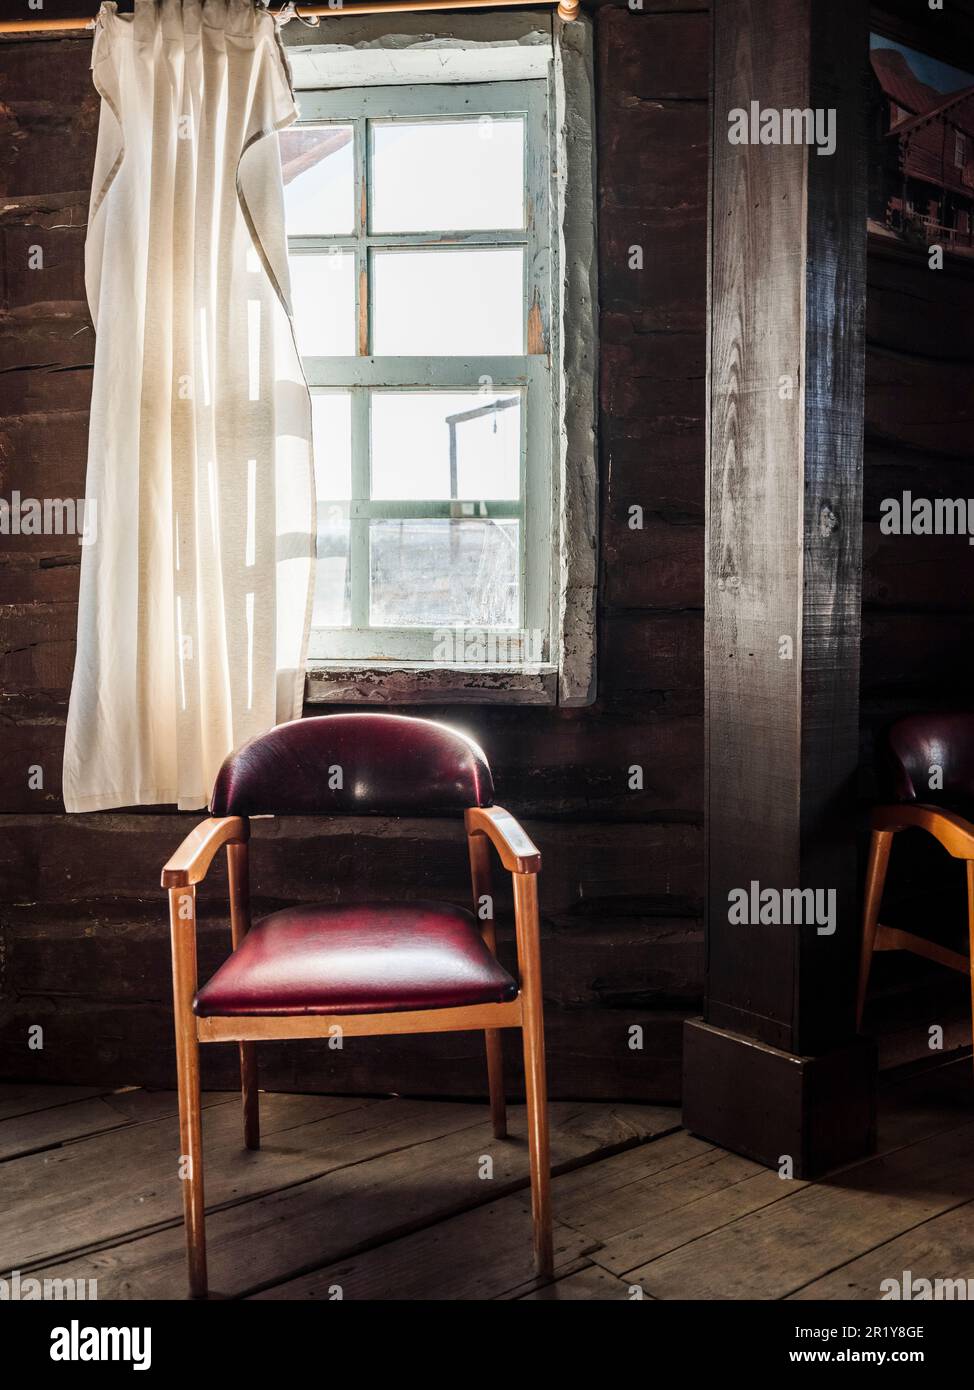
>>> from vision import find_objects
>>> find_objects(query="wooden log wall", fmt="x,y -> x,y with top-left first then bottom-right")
0,3 -> 710,1101
858,239 -> 974,974
860,241 -> 974,765
856,1 -> 974,1025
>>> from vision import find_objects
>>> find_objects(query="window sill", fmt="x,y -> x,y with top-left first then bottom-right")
305,661 -> 558,706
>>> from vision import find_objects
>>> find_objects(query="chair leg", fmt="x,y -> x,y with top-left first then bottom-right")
169,886 -> 208,1299
468,829 -> 507,1139
857,828 -> 893,1031
484,1029 -> 507,1140
240,1043 -> 260,1151
966,863 -> 974,1078
521,1017 -> 552,1279
227,842 -> 259,1151
514,873 -> 553,1281
175,1023 -> 207,1299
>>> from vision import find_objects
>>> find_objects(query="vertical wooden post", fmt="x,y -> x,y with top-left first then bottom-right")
468,831 -> 507,1139
168,883 -> 207,1299
513,872 -> 553,1279
227,839 -> 259,1150
686,0 -> 876,1176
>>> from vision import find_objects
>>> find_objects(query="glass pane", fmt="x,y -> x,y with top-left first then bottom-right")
372,248 -> 523,356
311,392 -> 352,627
281,125 -> 354,235
371,118 -> 524,232
312,391 -> 352,500
313,514 -> 351,628
370,519 -> 519,628
371,391 -> 520,501
290,252 -> 355,356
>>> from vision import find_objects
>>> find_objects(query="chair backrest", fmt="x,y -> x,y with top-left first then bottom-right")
882,712 -> 974,812
210,713 -> 494,817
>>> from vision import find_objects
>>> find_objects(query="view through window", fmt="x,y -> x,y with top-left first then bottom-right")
282,80 -> 554,665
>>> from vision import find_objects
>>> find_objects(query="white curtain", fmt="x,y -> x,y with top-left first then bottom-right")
63,0 -> 315,812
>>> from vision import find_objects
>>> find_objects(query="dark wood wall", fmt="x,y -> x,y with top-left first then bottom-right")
860,0 -> 974,770
856,3 -> 974,1046
857,237 -> 974,1042
0,2 -> 710,1101
861,242 -> 974,777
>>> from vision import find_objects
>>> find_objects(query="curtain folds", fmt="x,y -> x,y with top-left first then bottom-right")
63,0 -> 315,812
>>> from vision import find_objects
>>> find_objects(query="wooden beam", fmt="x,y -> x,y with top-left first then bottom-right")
0,0 -> 580,37
686,0 -> 873,1177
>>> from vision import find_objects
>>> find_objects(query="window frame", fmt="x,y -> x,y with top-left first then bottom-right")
290,80 -> 556,666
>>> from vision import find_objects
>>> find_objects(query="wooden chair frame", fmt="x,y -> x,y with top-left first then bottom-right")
858,803 -> 974,1034
161,805 -> 552,1299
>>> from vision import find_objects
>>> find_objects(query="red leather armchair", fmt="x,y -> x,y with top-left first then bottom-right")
162,713 -> 551,1298
858,712 -> 974,1033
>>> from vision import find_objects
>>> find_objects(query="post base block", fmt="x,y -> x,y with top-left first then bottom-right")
682,1018 -> 877,1178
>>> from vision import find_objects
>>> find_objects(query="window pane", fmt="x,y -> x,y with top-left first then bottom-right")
370,519 -> 519,627
312,391 -> 352,500
372,248 -> 523,355
281,125 -> 354,235
313,515 -> 351,628
371,391 -> 520,501
311,392 -> 352,627
371,118 -> 524,232
291,253 -> 355,356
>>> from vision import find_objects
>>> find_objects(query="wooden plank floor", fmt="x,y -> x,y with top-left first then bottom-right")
2,1053 -> 972,1300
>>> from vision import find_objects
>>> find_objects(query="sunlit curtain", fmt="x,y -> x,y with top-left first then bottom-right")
63,0 -> 315,812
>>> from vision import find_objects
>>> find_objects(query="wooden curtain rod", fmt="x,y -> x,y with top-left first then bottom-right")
0,0 -> 581,36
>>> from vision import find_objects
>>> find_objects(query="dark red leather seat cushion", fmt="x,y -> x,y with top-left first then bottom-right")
193,901 -> 518,1017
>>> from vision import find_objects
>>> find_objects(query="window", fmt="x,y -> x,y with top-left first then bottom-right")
956,130 -> 967,169
283,82 -> 554,667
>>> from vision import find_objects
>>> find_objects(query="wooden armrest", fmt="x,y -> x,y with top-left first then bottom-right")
161,816 -> 249,888
871,803 -> 974,860
465,805 -> 541,874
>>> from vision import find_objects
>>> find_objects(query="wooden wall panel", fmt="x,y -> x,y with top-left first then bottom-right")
860,244 -> 974,756
854,2 -> 974,1042
0,7 -> 709,1101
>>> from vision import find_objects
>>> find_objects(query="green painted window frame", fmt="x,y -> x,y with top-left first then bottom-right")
290,79 -> 556,665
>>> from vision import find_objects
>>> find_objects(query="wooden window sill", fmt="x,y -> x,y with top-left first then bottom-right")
305,661 -> 558,706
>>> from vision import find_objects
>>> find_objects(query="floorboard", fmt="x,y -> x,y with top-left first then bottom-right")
620,1119 -> 974,1298
0,1093 -> 377,1270
26,1101 -> 675,1298
788,1199 -> 974,1300
520,1263 -> 644,1300
250,1194 -> 590,1301
0,1088 -> 237,1163
4,1056 -> 972,1300
0,1082 -> 112,1123
578,1055 -> 974,1280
